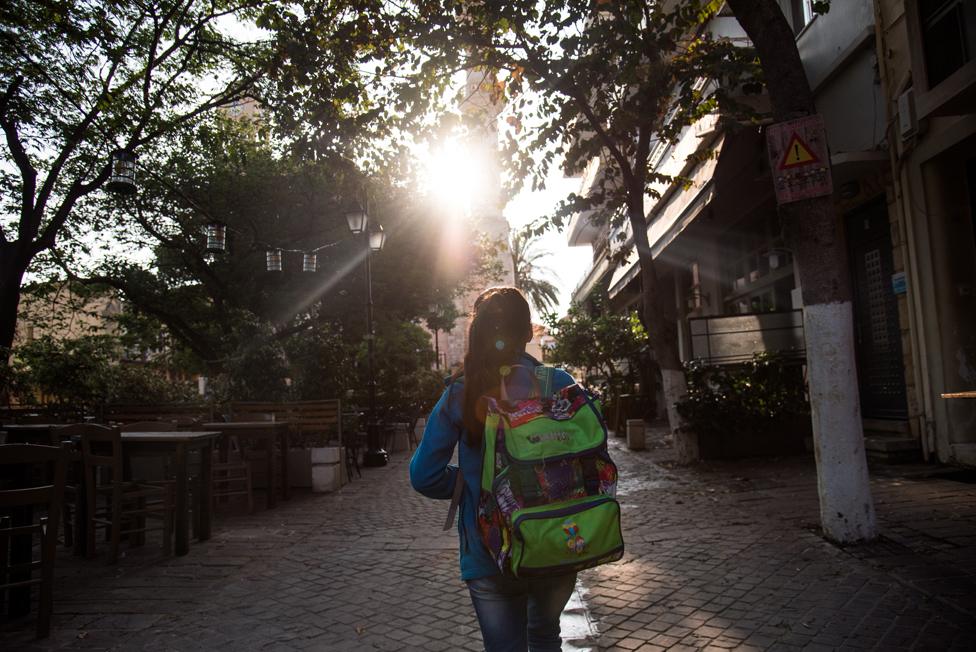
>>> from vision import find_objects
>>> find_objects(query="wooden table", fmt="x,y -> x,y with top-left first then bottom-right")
201,422 -> 291,507
1,424 -> 58,445
121,431 -> 220,556
941,391 -> 976,399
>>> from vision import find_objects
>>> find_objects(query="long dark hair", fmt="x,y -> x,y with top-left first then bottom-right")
457,287 -> 532,446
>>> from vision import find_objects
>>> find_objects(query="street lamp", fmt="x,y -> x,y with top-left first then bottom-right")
346,204 -> 388,467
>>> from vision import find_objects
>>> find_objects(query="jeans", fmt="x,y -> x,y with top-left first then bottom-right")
466,571 -> 577,652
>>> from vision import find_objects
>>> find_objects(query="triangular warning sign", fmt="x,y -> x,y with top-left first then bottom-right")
779,133 -> 819,169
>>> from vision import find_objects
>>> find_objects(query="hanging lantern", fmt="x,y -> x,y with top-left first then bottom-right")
205,223 -> 227,253
303,252 -> 318,272
368,224 -> 386,253
266,249 -> 282,272
106,149 -> 137,195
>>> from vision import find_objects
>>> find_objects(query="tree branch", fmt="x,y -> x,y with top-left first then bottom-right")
0,77 -> 38,242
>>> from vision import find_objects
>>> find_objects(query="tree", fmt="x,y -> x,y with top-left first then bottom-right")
544,298 -> 648,410
368,318 -> 442,423
0,1 -> 280,369
724,0 -> 876,542
423,297 -> 462,370
395,0 -> 757,454
58,115 -> 491,382
0,0 -> 398,389
510,227 -> 558,314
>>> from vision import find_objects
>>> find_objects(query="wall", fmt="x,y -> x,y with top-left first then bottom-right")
878,0 -> 976,463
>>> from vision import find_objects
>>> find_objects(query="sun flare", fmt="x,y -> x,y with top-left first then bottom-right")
419,138 -> 491,214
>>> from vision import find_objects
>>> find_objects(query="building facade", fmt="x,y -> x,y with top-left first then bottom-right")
568,0 -> 976,464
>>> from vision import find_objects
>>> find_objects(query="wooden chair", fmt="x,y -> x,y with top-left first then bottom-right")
211,437 -> 253,514
55,425 -> 173,563
0,444 -> 66,638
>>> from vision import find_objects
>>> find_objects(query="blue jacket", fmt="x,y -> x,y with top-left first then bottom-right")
409,353 -> 576,580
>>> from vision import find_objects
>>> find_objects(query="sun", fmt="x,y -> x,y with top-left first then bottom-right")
419,138 -> 492,215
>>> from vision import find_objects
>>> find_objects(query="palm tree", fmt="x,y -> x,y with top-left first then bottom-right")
510,228 -> 559,314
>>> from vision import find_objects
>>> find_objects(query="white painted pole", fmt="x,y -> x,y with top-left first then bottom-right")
804,302 -> 877,542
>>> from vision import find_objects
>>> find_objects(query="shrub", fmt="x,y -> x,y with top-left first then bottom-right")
675,352 -> 809,439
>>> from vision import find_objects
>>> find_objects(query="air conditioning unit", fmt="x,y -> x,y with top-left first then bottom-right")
897,89 -> 917,141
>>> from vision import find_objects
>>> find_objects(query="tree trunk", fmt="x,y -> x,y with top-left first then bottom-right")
727,0 -> 877,543
628,202 -> 696,462
0,242 -> 29,394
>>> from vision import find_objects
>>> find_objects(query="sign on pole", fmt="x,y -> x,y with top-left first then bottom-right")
766,114 -> 833,204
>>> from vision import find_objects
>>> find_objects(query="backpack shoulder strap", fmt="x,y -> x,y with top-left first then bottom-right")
442,469 -> 464,531
534,365 -> 555,399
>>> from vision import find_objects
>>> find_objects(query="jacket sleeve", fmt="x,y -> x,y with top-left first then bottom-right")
409,384 -> 461,500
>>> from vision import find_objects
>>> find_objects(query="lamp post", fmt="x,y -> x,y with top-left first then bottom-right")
346,205 -> 388,467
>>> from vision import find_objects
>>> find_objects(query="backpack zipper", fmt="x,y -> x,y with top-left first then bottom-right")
511,495 -> 615,537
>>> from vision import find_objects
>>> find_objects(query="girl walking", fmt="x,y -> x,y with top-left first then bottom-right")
409,287 -> 578,652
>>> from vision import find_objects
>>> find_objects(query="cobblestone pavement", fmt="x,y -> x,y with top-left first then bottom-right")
3,432 -> 976,651
582,432 -> 976,651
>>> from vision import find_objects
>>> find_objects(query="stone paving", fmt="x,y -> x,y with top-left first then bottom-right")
2,430 -> 975,651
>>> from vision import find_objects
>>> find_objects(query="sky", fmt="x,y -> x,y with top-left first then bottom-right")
503,175 -> 594,321
415,134 -> 594,322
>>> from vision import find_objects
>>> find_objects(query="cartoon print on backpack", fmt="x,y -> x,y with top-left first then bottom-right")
562,520 -> 587,555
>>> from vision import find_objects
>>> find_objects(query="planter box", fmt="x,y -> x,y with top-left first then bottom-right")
312,463 -> 341,492
287,447 -> 346,489
696,416 -> 811,460
311,447 -> 341,464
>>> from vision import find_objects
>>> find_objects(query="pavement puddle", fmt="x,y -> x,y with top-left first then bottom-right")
560,581 -> 597,651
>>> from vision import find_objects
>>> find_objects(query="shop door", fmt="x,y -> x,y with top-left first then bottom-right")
846,198 -> 908,419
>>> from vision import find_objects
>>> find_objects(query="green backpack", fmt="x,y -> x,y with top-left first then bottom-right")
476,366 -> 624,577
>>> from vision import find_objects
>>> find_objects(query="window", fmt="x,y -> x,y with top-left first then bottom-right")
783,0 -> 814,36
920,0 -> 976,87
723,213 -> 796,315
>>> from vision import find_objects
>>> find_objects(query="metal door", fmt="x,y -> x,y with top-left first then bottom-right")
846,198 -> 909,419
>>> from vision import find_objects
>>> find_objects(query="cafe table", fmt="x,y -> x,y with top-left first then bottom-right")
121,431 -> 220,556
201,421 -> 291,507
1,423 -> 58,445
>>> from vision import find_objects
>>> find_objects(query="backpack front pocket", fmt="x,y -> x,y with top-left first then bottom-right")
510,495 -> 624,577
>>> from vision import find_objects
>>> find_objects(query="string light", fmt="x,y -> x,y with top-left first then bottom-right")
266,249 -> 282,272
205,223 -> 227,252
107,150 -> 138,195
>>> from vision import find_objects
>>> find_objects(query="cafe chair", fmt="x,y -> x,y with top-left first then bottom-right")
57,424 -> 174,563
0,444 -> 66,638
211,436 -> 254,514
